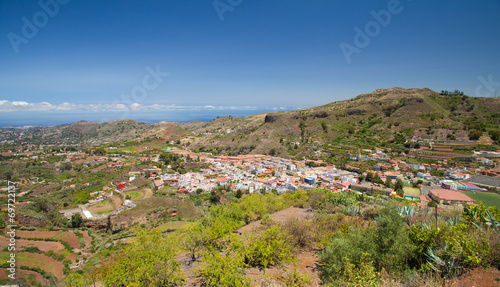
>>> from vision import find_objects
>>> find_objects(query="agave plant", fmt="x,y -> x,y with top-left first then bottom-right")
398,205 -> 417,223
426,245 -> 464,279
463,204 -> 482,223
420,222 -> 431,230
447,216 -> 460,226
485,210 -> 500,231
347,206 -> 363,216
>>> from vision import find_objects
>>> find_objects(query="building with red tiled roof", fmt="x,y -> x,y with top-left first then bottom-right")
429,189 -> 474,205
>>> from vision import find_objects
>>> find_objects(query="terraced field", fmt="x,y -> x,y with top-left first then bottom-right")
0,252 -> 64,279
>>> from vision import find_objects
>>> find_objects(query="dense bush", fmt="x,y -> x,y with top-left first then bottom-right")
284,219 -> 314,248
96,229 -> 185,286
319,206 -> 414,283
195,247 -> 249,287
244,224 -> 294,269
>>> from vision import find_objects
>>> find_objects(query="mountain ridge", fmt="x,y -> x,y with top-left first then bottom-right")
1,88 -> 499,155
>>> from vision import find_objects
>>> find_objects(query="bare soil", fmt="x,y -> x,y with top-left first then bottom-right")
110,195 -> 122,209
452,268 -> 500,287
31,184 -> 58,197
54,231 -> 80,249
0,236 -> 64,252
81,230 -> 92,248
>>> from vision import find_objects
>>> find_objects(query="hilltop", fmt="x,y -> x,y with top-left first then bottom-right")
1,88 -> 498,158
0,120 -> 185,146
179,87 -> 499,158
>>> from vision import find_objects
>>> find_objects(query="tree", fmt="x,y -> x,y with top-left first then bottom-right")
71,213 -> 83,228
244,224 -> 294,270
299,121 -> 306,141
372,173 -> 384,185
97,229 -> 185,286
358,175 -> 365,183
178,222 -> 206,261
269,148 -> 277,156
366,172 -> 373,183
210,190 -> 222,204
385,177 -> 392,188
469,130 -> 483,140
236,189 -> 242,199
394,179 -> 404,193
94,147 -> 106,155
372,206 -> 414,273
319,206 -> 413,283
490,130 -> 500,142
321,121 -> 328,133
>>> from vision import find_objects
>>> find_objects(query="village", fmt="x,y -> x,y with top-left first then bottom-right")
21,143 -> 493,220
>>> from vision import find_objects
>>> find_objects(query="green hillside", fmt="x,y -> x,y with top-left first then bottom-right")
180,88 -> 500,159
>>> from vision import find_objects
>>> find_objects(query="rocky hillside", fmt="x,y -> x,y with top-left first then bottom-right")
1,88 -> 498,156
0,120 -> 160,145
179,88 -> 500,158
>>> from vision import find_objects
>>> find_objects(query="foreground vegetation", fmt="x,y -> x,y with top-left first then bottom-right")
60,189 -> 500,286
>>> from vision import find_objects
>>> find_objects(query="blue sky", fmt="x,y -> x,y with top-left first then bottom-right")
0,0 -> 499,125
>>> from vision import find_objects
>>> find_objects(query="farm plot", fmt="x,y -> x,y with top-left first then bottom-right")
16,230 -> 62,239
88,198 -> 116,215
0,236 -> 64,252
53,231 -> 80,249
0,252 -> 64,279
0,268 -> 50,286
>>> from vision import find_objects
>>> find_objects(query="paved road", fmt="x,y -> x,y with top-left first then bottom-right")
420,183 -> 440,196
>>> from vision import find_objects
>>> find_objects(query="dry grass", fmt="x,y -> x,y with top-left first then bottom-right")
16,230 -> 62,239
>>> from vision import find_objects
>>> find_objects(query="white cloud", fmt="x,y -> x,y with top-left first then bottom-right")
0,100 -> 266,112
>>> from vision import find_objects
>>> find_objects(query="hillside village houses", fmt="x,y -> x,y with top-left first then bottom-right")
12,142 -> 498,212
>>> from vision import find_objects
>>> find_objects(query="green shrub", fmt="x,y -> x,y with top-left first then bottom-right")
195,247 -> 250,287
319,206 -> 414,283
278,263 -> 312,287
97,229 -> 185,286
284,219 -> 314,248
244,224 -> 294,269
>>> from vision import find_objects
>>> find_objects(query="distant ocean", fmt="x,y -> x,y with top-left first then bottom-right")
0,109 -> 294,127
